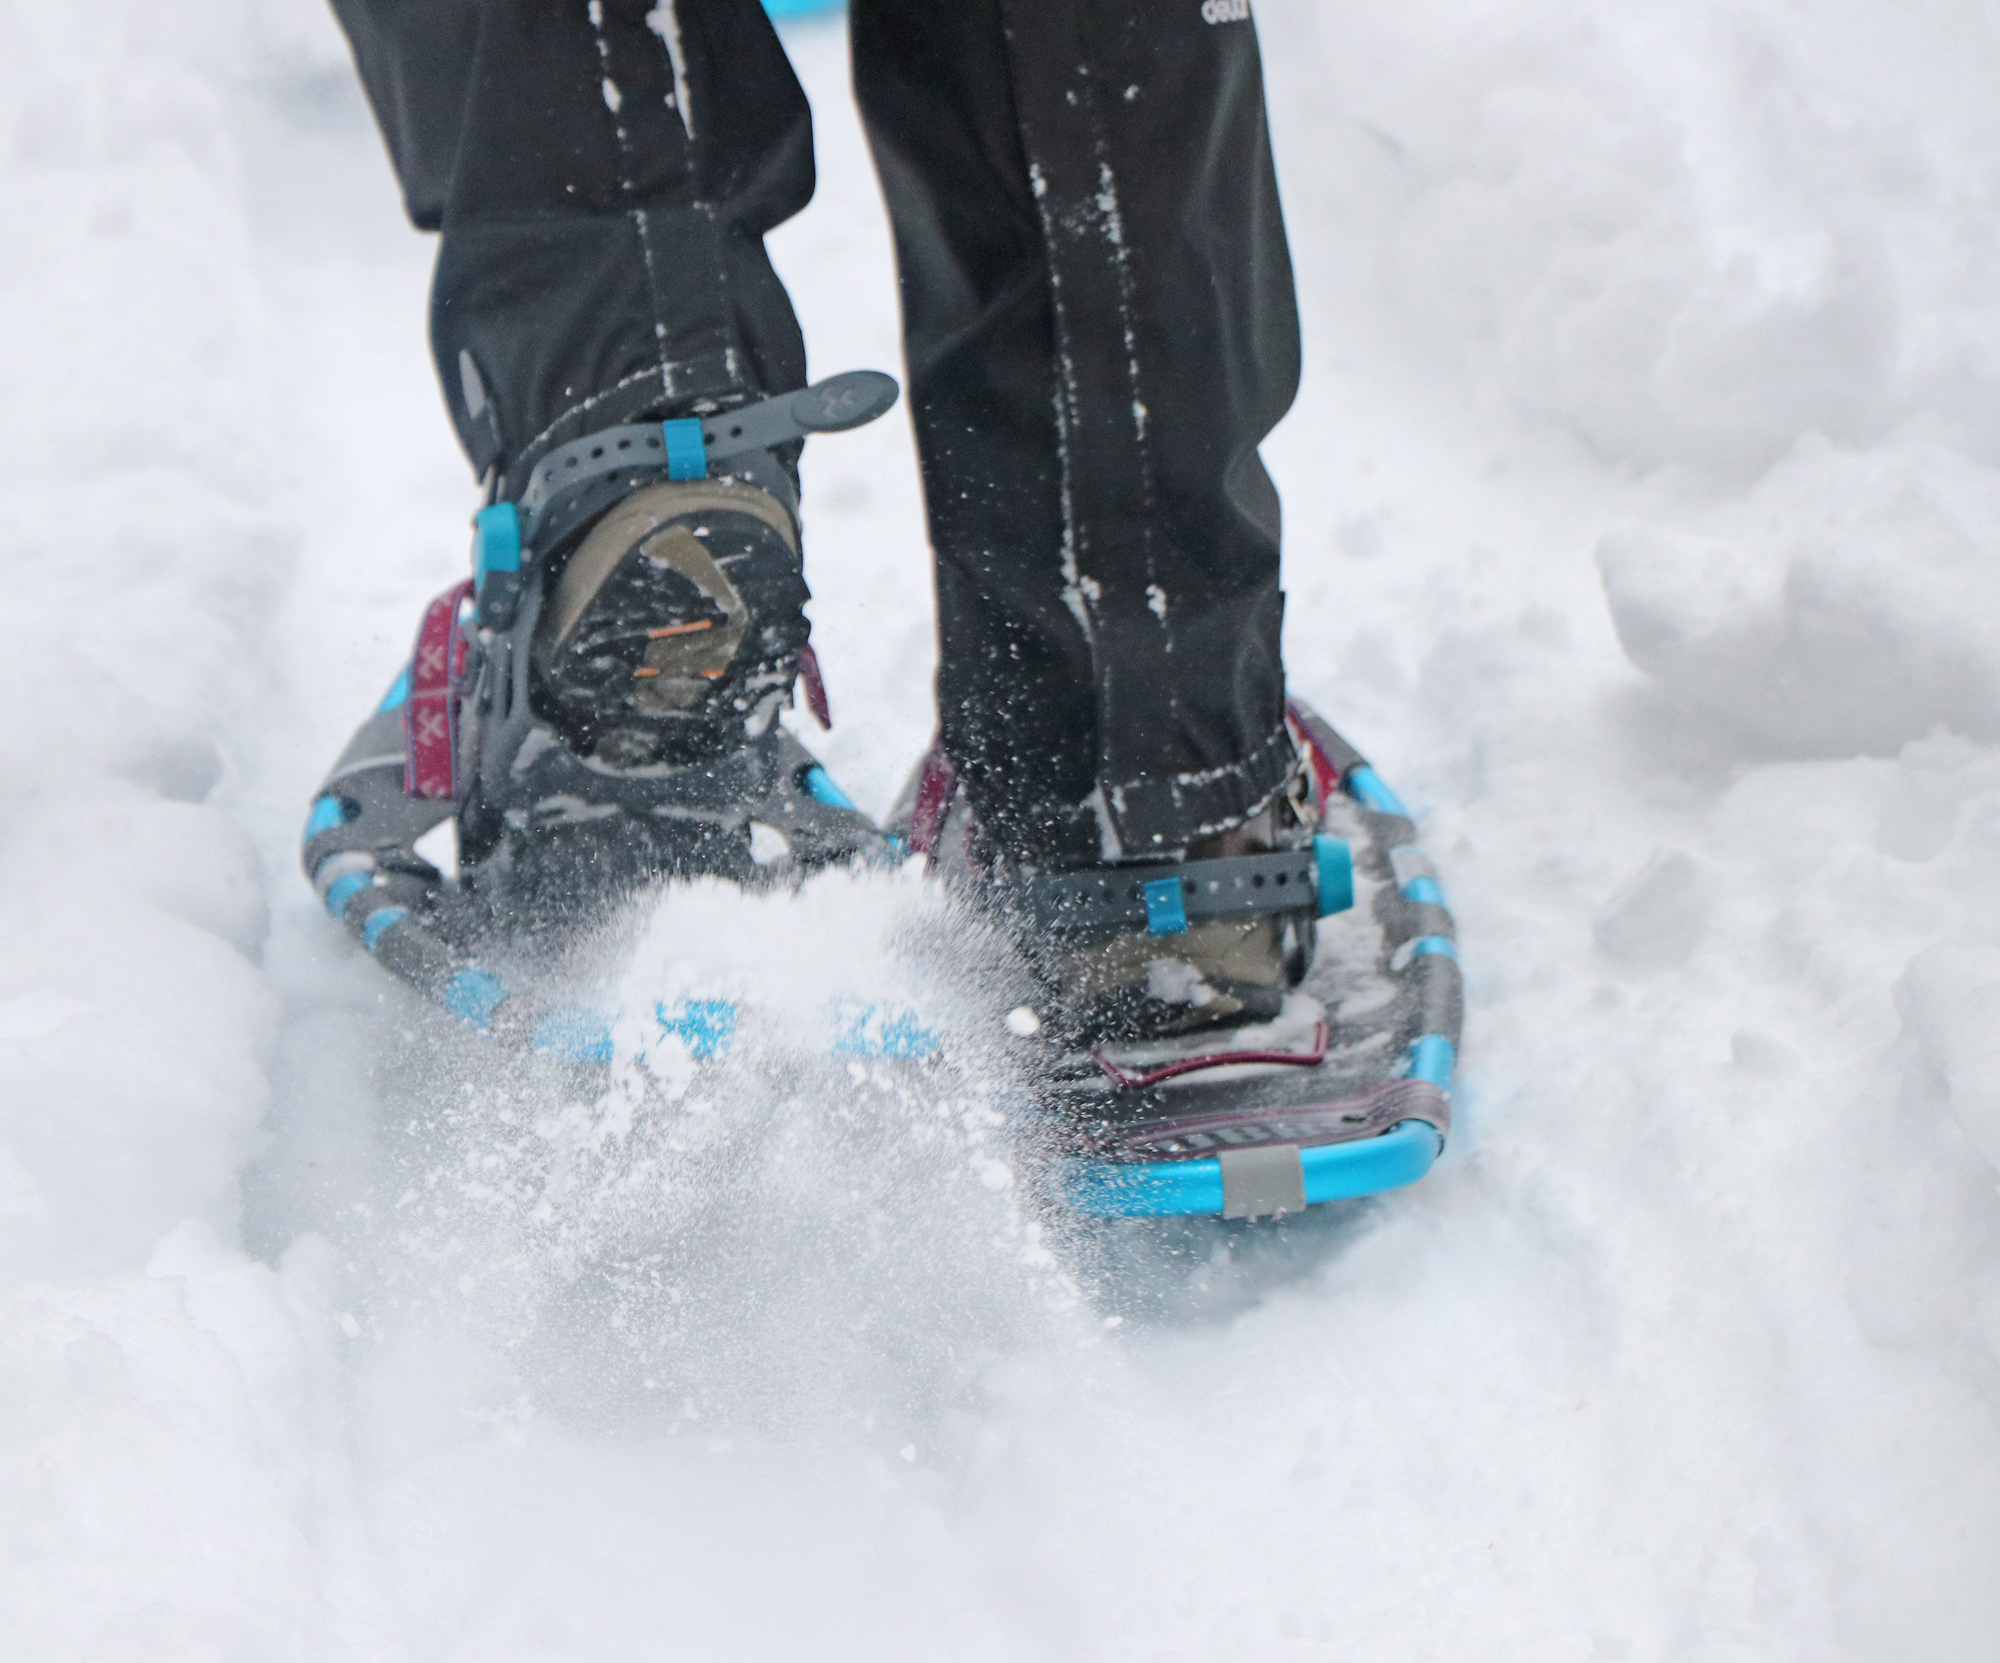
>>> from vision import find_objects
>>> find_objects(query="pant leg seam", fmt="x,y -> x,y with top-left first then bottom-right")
590,2 -> 674,403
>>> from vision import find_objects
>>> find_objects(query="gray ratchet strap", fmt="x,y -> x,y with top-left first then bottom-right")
1009,843 -> 1355,939
468,369 -> 898,630
517,369 -> 899,548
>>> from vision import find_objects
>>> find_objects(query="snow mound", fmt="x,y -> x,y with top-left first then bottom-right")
0,6 -> 288,1278
1282,0 -> 2000,474
1599,438 -> 2000,754
1900,944 -> 2000,1173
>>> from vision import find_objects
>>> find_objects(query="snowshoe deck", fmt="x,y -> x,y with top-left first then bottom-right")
1014,702 -> 1457,1219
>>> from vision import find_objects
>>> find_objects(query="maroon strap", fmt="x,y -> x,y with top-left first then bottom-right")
907,743 -> 958,858
798,642 -> 831,729
405,580 -> 474,801
1285,701 -> 1348,811
1093,1022 -> 1329,1090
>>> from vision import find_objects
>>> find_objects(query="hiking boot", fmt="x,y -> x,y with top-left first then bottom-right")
890,736 -> 1338,1045
304,375 -> 900,950
455,467 -> 879,928
1034,800 -> 1319,1041
528,474 -> 808,767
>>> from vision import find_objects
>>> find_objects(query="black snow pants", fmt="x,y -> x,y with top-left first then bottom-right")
330,0 -> 1303,866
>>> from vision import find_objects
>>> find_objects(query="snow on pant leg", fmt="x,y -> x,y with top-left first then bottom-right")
852,0 -> 1301,865
328,0 -> 815,488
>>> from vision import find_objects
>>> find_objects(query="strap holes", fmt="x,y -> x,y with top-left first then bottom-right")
1252,874 -> 1264,887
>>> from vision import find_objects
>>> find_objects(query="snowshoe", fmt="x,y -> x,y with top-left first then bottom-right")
300,372 -> 899,1040
888,698 -> 1459,1220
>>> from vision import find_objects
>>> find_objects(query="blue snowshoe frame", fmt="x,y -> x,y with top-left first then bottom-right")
303,591 -> 1456,1222
1050,703 -> 1459,1220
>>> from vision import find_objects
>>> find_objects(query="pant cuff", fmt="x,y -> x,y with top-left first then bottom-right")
1106,720 -> 1298,854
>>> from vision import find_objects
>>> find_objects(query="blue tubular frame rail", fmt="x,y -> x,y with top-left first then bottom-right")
301,755 -> 883,1067
303,816 -> 611,1061
1059,699 -> 1460,1220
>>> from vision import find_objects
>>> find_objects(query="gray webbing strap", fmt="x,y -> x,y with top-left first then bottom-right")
1012,850 -> 1319,937
517,370 -> 898,546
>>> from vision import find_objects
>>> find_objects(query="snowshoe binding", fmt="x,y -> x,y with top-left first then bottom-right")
888,699 -> 1459,1221
301,371 -> 900,1043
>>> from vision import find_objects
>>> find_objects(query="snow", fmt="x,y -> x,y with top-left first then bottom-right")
4,0 -> 2000,1656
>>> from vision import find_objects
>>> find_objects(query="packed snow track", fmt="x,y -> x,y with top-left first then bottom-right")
3,2 -> 1999,1657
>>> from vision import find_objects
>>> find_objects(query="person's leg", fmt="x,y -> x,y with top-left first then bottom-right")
852,0 -> 1301,867
328,0 -> 815,489
312,0 -> 897,937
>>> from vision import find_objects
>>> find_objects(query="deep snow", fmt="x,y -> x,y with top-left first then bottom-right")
4,1 -> 2000,1657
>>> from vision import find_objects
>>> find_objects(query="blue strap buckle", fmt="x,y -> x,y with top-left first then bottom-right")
663,418 -> 708,480
472,502 -> 524,627
1143,876 -> 1189,936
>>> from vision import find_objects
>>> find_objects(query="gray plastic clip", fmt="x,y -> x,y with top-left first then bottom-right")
1219,1144 -> 1306,1220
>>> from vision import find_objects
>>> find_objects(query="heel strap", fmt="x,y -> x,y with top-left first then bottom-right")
516,369 -> 897,548
1008,842 -> 1354,938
